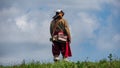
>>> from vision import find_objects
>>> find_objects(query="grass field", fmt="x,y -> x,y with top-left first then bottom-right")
0,54 -> 120,68
0,60 -> 120,68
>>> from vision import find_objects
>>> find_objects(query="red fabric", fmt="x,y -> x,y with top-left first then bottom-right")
65,42 -> 72,58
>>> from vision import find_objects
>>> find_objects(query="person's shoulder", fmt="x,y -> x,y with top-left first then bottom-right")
51,19 -> 55,23
61,18 -> 66,21
61,18 -> 68,24
59,18 -> 66,22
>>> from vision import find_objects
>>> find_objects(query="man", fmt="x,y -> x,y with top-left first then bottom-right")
50,9 -> 72,62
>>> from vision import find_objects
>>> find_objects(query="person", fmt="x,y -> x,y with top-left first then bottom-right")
50,9 -> 72,62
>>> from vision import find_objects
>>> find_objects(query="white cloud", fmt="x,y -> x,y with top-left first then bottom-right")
15,15 -> 29,31
97,36 -> 114,50
71,12 -> 99,44
96,8 -> 120,50
14,14 -> 51,44
96,33 -> 120,50
0,5 -> 51,45
15,15 -> 35,32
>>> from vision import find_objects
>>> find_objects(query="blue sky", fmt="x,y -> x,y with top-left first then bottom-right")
0,0 -> 120,65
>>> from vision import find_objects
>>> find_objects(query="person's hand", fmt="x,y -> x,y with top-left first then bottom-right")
69,40 -> 71,44
67,38 -> 71,44
50,38 -> 53,42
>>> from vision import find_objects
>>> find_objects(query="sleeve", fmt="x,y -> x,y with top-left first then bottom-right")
64,19 -> 71,42
50,21 -> 53,36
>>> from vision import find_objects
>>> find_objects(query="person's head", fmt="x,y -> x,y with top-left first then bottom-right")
56,9 -> 64,17
53,9 -> 64,19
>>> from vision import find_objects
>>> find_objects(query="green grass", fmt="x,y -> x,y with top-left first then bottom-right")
0,60 -> 120,68
0,54 -> 120,68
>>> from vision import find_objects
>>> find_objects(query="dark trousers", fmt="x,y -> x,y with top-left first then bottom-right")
52,42 -> 66,57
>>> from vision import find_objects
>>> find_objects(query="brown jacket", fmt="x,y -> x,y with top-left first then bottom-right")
50,18 -> 71,41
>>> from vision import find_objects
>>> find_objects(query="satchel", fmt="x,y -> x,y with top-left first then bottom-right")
51,31 -> 67,43
58,31 -> 67,42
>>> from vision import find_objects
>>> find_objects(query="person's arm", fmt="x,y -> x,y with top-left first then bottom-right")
64,19 -> 71,43
50,21 -> 53,37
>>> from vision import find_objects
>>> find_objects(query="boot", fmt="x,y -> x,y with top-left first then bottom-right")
63,57 -> 69,62
54,56 -> 60,62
